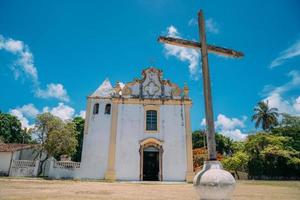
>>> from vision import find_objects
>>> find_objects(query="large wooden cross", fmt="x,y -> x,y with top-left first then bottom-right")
158,10 -> 244,160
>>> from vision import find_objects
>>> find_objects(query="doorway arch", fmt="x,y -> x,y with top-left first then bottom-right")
139,138 -> 163,181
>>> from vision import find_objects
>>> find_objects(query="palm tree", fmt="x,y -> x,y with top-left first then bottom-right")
252,101 -> 279,131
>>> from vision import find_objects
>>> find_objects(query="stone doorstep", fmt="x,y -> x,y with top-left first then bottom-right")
117,181 -> 189,185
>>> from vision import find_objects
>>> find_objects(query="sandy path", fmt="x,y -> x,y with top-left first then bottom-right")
0,178 -> 299,200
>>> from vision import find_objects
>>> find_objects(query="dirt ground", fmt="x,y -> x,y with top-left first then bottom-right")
0,178 -> 300,200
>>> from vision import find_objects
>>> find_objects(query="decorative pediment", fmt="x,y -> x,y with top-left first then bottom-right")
95,67 -> 190,100
141,68 -> 162,98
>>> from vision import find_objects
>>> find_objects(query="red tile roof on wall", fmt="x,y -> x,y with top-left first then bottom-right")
0,143 -> 36,152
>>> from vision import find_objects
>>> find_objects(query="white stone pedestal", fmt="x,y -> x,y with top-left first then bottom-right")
193,161 -> 236,200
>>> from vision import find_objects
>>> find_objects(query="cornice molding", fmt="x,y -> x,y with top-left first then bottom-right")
87,96 -> 192,105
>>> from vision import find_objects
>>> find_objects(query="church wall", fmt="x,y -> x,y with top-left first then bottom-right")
115,104 -> 143,180
79,98 -> 112,179
115,103 -> 187,181
160,105 -> 187,181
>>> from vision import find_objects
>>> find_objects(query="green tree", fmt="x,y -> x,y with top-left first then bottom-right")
192,130 -> 206,149
215,133 -> 234,155
245,133 -> 300,178
71,117 -> 85,162
222,151 -> 249,179
0,111 -> 31,143
252,101 -> 279,131
280,114 -> 300,128
45,122 -> 77,158
192,130 -> 234,155
33,113 -> 78,175
231,141 -> 245,153
271,114 -> 300,151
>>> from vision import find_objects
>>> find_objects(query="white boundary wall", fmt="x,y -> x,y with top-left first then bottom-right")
9,160 -> 39,177
48,160 -> 80,179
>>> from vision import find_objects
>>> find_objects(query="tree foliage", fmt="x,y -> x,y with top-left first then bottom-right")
33,113 -> 77,159
192,130 -> 206,149
222,151 -> 249,179
192,130 -> 233,155
0,111 -> 31,143
252,101 -> 279,131
245,133 -> 300,178
71,117 -> 85,162
215,133 -> 234,155
271,114 -> 300,151
194,111 -> 300,179
44,122 -> 77,158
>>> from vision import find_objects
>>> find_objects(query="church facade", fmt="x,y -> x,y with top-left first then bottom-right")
79,67 -> 194,182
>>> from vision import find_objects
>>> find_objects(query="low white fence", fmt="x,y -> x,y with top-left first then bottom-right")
48,160 -> 80,179
9,160 -> 39,177
54,161 -> 80,169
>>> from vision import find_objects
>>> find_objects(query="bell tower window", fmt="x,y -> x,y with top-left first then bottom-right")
93,103 -> 99,114
105,104 -> 111,114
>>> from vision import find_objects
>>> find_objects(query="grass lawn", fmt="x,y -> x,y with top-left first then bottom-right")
0,178 -> 299,200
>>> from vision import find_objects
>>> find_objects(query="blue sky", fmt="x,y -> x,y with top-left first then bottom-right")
0,0 -> 300,140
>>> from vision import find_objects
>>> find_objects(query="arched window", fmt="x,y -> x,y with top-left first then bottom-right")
93,103 -> 99,114
105,104 -> 111,114
146,110 -> 157,131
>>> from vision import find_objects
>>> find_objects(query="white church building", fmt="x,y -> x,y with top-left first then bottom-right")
79,67 -> 194,182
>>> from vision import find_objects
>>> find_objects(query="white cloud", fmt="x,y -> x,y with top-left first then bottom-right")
270,40 -> 300,68
15,104 -> 40,118
10,102 -> 80,129
201,114 -> 248,141
43,103 -> 75,121
263,70 -> 300,115
205,18 -> 219,34
264,93 -> 300,116
215,114 -> 246,130
264,71 -> 300,95
10,109 -> 33,129
36,83 -> 70,102
188,18 -> 197,26
201,118 -> 206,126
162,25 -> 200,80
294,97 -> 300,112
188,18 -> 220,35
77,110 -> 86,119
9,104 -> 40,129
0,35 -> 38,82
0,34 -> 70,102
221,129 -> 247,141
264,93 -> 292,114
4,39 -> 23,52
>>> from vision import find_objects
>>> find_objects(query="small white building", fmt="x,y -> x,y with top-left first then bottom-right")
0,144 -> 37,176
79,67 -> 194,182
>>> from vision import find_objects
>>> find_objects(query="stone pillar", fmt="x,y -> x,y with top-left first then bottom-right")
105,102 -> 119,181
184,104 -> 194,182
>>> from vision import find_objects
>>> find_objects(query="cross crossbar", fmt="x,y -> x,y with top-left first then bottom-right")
158,36 -> 244,58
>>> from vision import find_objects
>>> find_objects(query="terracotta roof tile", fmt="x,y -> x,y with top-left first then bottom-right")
0,143 -> 36,152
